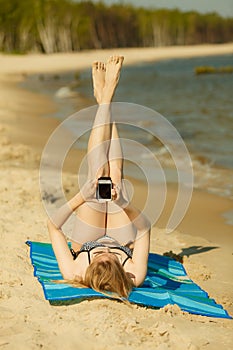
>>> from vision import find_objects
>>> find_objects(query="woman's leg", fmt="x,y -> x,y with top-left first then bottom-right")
108,121 -> 123,185
106,105 -> 136,246
87,56 -> 124,180
71,56 -> 124,249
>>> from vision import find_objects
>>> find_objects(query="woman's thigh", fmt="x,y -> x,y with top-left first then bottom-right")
71,201 -> 136,246
71,202 -> 107,244
105,202 -> 137,245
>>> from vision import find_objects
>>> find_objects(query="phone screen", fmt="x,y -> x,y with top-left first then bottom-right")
98,183 -> 112,199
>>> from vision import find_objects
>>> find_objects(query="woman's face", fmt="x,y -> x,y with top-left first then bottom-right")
91,248 -> 122,264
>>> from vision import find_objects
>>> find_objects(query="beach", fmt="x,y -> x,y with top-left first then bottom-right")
0,44 -> 233,349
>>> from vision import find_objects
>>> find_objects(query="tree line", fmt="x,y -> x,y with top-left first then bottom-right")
0,0 -> 232,54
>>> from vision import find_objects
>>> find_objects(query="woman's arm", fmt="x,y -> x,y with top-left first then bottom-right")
123,204 -> 151,286
113,183 -> 151,286
47,192 -> 85,279
47,180 -> 97,279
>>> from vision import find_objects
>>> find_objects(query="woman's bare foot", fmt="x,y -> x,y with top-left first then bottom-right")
92,61 -> 106,104
101,55 -> 124,104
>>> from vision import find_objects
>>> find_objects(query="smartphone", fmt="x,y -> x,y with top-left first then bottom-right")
96,177 -> 112,202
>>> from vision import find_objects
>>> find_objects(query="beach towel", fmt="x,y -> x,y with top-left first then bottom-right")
26,241 -> 231,319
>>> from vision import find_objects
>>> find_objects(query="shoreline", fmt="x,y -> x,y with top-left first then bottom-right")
1,44 -> 233,349
1,43 -> 233,75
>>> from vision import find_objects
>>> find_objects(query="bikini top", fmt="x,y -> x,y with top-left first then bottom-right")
70,236 -> 133,267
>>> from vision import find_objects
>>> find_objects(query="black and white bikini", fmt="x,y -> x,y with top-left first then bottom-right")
70,235 -> 133,267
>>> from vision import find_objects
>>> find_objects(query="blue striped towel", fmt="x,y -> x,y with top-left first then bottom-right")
26,241 -> 231,318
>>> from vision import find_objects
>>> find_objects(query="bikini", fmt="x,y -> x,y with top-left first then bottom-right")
70,235 -> 133,267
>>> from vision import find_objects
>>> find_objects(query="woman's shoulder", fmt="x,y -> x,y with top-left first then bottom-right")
73,251 -> 89,279
123,258 -> 135,275
124,259 -> 147,287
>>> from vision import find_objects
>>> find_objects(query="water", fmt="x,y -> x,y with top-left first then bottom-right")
78,54 -> 233,169
74,54 -> 233,201
22,54 -> 233,200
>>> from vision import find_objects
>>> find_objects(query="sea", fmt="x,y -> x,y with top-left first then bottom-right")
21,54 -> 233,223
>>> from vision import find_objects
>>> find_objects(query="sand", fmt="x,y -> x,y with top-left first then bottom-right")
0,44 -> 233,349
1,43 -> 233,75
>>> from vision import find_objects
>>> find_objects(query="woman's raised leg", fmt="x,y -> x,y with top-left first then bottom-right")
71,56 -> 124,248
108,121 -> 123,185
107,121 -> 137,246
87,56 -> 124,180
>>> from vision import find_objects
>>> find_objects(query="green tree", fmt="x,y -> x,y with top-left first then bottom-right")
0,0 -> 232,54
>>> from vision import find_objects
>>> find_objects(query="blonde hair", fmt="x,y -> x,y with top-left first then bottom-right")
67,253 -> 134,300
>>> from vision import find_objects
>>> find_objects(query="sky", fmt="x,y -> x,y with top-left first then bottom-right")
89,0 -> 233,17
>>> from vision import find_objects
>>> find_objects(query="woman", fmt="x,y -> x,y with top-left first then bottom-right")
47,56 -> 151,299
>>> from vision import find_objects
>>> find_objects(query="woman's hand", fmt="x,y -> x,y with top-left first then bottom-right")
80,179 -> 98,202
112,181 -> 130,208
